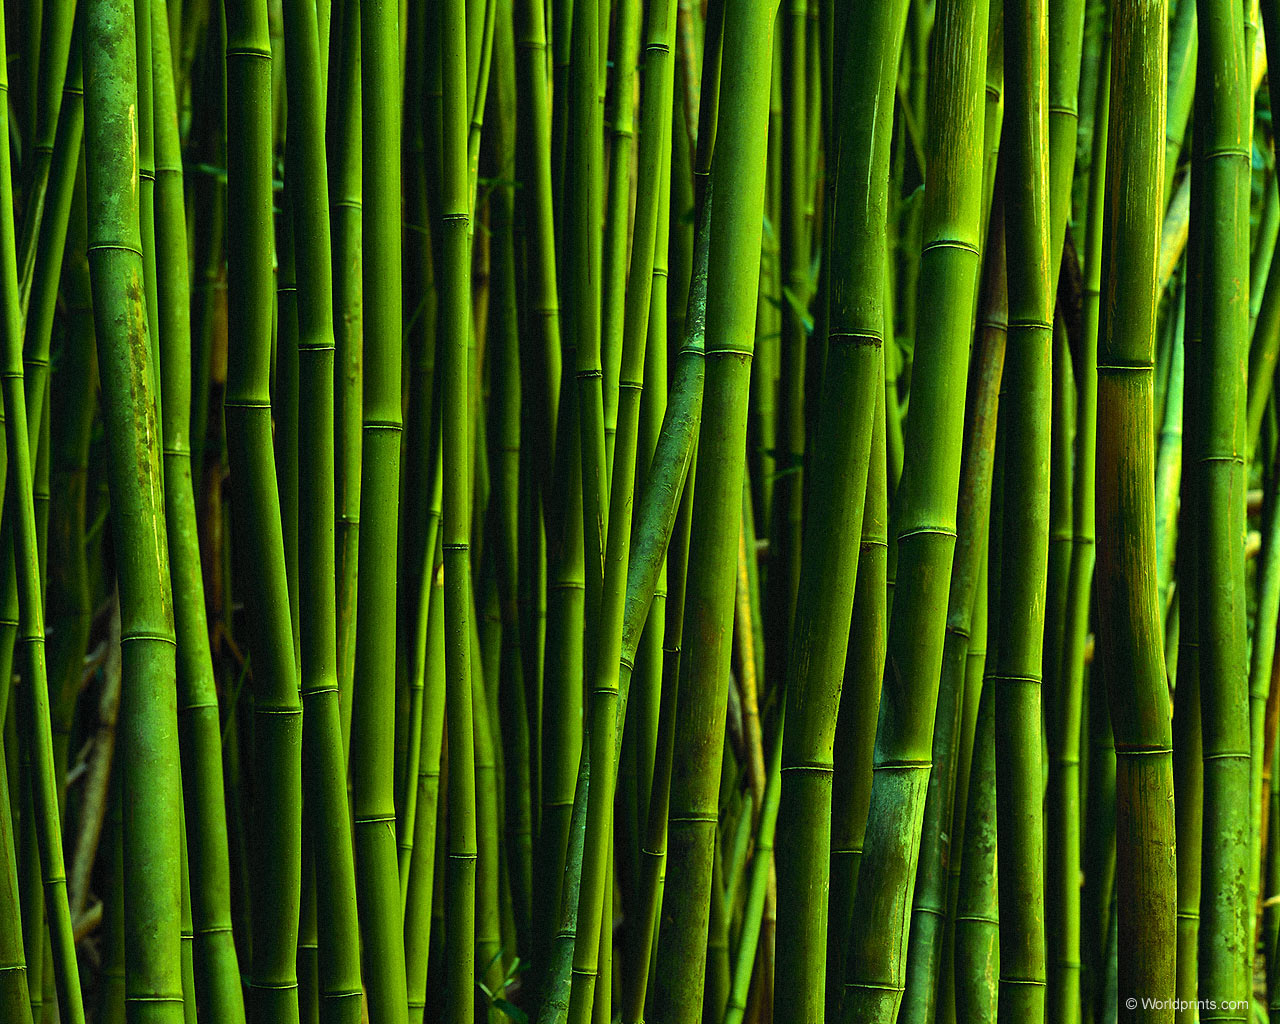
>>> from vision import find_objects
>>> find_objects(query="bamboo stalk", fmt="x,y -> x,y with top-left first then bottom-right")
83,0 -> 184,1020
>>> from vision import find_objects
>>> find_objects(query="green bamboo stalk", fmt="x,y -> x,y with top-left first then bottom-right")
723,709 -> 781,1024
1041,310 -> 1077,1001
471,620 -> 504,1020
1192,0 -> 1253,1016
513,0 -> 562,489
953,674 -> 998,1024
150,0 -> 245,1017
82,0 -> 185,1021
773,0 -> 912,1013
1173,120 -> 1207,1024
16,754 -> 43,1024
937,555 -> 989,1024
1050,20 -> 1108,1024
281,0 -> 364,1011
20,14 -> 82,444
1163,0 -> 1195,205
1270,724 -> 1280,1015
836,0 -> 986,1015
568,0 -> 606,699
326,0 -> 361,757
1095,4 -> 1177,1021
483,0 -> 533,956
404,534 -> 445,1024
98,771 -> 126,1024
0,731 -> 31,1024
825,345 -> 890,1018
14,0 -> 76,313
565,0 -> 678,1012
222,0 -> 304,1014
990,0 -> 1054,1016
766,0 -> 809,668
900,188 -> 1006,1024
349,0 -> 409,1008
0,12 -> 82,1024
956,423 -> 1003,1024
598,0 -> 641,472
646,0 -> 774,1015
441,1 -> 478,1022
619,444 -> 696,1024
1250,444 -> 1280,951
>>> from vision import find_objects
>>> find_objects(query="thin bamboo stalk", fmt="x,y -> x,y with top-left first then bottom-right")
150,0 -> 244,1017
1192,0 -> 1253,1015
441,1 -> 479,1022
281,0 -> 364,1011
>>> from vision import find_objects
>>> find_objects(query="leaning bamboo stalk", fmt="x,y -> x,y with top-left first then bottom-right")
83,0 -> 185,1020
837,0 -> 986,1016
2,6 -> 85,1024
14,0 -> 76,314
222,0 -> 305,1014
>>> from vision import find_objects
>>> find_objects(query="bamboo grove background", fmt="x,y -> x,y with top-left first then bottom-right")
0,0 -> 1273,1020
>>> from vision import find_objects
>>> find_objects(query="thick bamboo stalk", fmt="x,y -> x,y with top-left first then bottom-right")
647,0 -> 775,1015
83,0 -> 184,1020
1095,3 -> 1177,1021
837,0 -> 987,1015
773,0 -> 910,1014
900,189 -> 1007,1024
